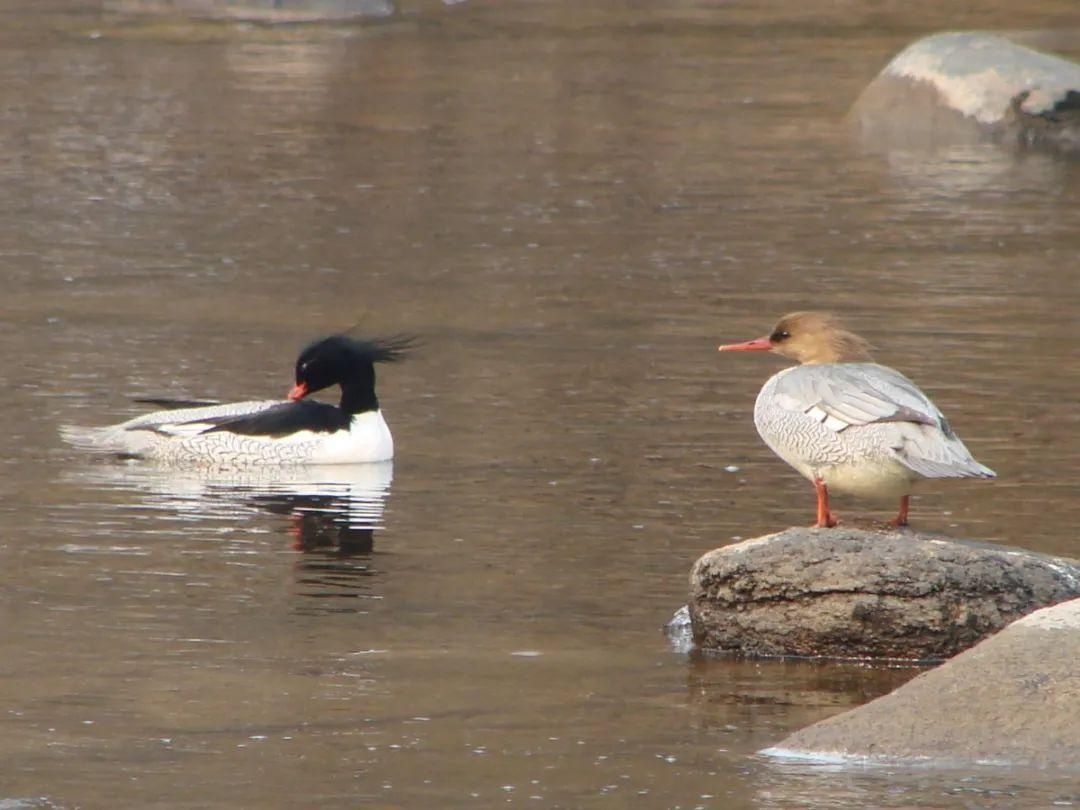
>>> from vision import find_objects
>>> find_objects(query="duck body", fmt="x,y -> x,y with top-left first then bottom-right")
754,362 -> 992,501
62,400 -> 394,466
61,334 -> 408,468
719,312 -> 995,527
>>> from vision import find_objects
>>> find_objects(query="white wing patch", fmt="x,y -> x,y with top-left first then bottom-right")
153,421 -> 217,438
803,404 -> 859,433
822,414 -> 849,432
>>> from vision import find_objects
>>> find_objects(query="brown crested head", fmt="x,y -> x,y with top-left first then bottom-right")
718,311 -> 873,364
766,312 -> 873,364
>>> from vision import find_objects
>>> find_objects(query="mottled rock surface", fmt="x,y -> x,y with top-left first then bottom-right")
689,528 -> 1080,661
763,598 -> 1080,770
850,32 -> 1080,153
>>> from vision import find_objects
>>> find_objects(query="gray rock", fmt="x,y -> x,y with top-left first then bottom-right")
762,598 -> 1080,770
850,32 -> 1080,153
688,528 -> 1080,661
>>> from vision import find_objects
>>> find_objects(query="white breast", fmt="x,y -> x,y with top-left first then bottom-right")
306,411 -> 394,465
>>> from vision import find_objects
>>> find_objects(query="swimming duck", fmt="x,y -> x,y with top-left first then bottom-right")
718,312 -> 994,527
61,334 -> 410,466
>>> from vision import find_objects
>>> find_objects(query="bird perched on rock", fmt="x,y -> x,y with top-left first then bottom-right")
718,312 -> 994,527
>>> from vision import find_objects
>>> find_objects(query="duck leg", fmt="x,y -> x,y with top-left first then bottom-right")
889,495 -> 910,528
812,478 -> 839,528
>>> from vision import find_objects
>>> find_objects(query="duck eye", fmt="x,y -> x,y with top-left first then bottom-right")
770,330 -> 791,342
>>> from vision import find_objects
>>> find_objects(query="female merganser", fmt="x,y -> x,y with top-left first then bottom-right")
718,312 -> 994,528
61,334 -> 410,467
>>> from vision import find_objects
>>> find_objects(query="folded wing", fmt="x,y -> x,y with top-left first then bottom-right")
772,363 -> 995,479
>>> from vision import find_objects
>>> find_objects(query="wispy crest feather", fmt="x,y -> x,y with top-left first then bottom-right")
306,333 -> 417,364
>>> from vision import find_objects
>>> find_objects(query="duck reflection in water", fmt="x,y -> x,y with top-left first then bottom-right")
235,465 -> 393,609
66,461 -> 394,601
251,482 -> 380,555
285,511 -> 375,555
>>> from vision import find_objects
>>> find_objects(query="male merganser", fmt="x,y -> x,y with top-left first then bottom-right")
718,312 -> 995,528
61,334 -> 411,467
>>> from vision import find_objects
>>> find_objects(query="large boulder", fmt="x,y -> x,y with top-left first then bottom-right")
688,528 -> 1080,660
763,598 -> 1080,770
850,32 -> 1080,153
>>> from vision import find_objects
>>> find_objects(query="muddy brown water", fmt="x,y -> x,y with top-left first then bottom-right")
2,1 -> 1079,808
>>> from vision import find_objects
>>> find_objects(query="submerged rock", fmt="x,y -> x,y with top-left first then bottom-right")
763,598 -> 1080,770
688,528 -> 1080,661
850,32 -> 1080,153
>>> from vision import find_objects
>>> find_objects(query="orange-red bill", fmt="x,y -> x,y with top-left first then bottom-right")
717,336 -> 772,352
288,382 -> 309,401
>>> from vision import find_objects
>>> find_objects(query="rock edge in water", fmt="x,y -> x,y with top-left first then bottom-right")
762,597 -> 1080,771
688,527 -> 1080,661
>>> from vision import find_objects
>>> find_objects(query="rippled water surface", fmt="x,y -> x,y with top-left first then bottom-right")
3,1 -> 1079,807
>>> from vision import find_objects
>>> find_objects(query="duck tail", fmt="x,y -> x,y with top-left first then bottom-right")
59,424 -> 116,452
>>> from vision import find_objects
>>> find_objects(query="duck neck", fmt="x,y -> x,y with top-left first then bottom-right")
338,368 -> 378,416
